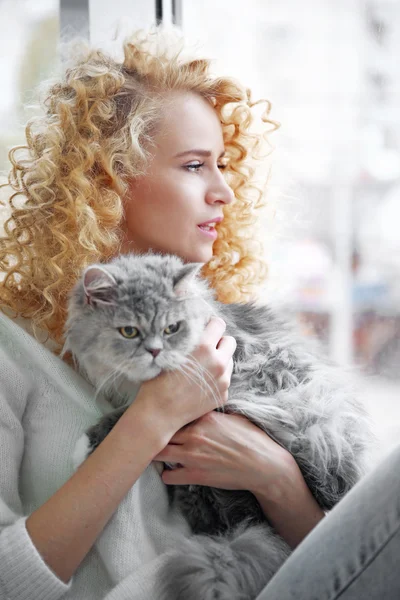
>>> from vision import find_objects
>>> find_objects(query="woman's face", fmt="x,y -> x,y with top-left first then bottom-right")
119,92 -> 234,263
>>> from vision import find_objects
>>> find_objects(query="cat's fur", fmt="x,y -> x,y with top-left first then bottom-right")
63,252 -> 372,600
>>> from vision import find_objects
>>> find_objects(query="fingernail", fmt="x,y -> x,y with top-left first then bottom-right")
213,316 -> 225,325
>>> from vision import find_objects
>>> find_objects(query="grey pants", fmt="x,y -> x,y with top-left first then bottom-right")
256,444 -> 400,600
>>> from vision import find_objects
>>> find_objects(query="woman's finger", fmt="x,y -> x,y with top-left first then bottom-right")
162,467 -> 200,486
169,426 -> 193,444
153,444 -> 185,463
216,334 -> 236,357
200,317 -> 226,348
225,356 -> 234,383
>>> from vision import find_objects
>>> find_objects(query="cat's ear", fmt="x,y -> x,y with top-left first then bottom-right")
173,263 -> 203,298
83,266 -> 118,307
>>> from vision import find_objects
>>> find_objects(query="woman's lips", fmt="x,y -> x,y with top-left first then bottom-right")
197,224 -> 218,239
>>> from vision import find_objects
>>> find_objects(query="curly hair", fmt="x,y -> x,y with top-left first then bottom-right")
0,27 -> 279,352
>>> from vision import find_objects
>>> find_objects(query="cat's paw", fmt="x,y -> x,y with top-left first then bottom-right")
72,433 -> 92,470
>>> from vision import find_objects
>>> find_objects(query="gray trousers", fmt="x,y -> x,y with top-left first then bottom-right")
256,444 -> 400,600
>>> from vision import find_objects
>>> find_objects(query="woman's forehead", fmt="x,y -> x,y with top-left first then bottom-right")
155,93 -> 224,153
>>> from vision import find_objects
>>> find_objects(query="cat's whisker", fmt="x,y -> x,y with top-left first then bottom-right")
94,368 -> 120,402
93,357 -> 133,404
184,356 -> 223,410
188,369 -> 222,408
170,360 -> 205,396
165,361 -> 216,412
174,363 -> 198,390
181,362 -> 207,389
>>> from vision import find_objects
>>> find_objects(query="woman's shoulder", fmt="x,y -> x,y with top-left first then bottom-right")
0,310 -> 58,351
0,310 -> 55,388
0,310 -> 107,419
0,311 -> 54,367
0,316 -> 38,421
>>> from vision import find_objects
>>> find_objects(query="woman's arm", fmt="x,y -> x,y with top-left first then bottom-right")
26,316 -> 235,583
155,411 -> 325,549
252,454 -> 325,549
26,394 -> 170,583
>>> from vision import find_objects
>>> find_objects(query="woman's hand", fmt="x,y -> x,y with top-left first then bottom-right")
154,411 -> 326,548
153,410 -> 294,495
132,317 -> 237,439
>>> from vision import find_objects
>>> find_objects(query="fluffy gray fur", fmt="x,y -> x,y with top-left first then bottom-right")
63,252 -> 373,600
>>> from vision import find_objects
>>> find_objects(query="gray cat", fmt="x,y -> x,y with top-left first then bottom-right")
63,252 -> 372,600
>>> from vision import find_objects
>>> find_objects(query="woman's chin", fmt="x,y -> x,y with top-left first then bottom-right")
180,245 -> 213,264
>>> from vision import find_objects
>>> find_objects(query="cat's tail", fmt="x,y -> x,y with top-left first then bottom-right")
157,522 -> 291,600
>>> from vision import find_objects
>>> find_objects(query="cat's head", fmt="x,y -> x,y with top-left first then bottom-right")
63,252 -> 216,393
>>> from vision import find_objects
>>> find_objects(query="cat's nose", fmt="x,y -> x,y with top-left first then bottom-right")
146,348 -> 161,358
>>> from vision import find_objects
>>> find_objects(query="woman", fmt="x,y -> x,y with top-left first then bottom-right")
0,27 -> 398,600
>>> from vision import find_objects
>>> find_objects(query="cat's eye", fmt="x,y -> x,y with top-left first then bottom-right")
164,322 -> 181,335
118,326 -> 139,339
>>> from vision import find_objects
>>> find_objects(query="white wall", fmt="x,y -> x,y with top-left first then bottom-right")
89,0 -> 155,56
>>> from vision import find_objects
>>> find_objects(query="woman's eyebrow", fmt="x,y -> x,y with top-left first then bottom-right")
174,149 -> 226,159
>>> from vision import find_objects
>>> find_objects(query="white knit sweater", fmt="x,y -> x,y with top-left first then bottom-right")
0,311 -> 191,600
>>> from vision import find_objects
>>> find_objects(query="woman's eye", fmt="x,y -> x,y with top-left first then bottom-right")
185,162 -> 204,172
164,322 -> 181,335
118,326 -> 139,339
184,162 -> 228,173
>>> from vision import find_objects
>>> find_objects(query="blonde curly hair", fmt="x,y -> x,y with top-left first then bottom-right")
0,28 -> 279,352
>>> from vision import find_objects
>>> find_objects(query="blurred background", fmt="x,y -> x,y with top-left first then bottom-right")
0,0 -> 399,458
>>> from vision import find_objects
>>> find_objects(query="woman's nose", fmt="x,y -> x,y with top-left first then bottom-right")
206,172 -> 235,206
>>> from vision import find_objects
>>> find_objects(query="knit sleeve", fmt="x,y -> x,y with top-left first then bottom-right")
0,348 -> 72,600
